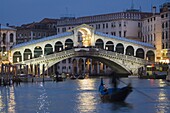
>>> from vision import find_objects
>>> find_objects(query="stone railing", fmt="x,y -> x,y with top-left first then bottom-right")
15,48 -> 147,65
98,49 -> 146,64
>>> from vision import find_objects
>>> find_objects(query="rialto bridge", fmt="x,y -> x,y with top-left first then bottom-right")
10,24 -> 155,76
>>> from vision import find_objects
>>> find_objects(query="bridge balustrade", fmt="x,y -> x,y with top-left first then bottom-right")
16,48 -> 146,66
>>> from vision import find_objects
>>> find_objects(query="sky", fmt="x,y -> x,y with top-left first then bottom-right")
0,0 -> 169,26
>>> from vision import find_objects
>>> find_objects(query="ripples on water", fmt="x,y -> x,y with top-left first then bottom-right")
0,77 -> 169,113
36,82 -> 50,113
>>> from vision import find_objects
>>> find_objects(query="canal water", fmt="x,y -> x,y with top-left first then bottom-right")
0,77 -> 170,113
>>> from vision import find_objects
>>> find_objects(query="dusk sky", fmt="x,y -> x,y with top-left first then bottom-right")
0,0 -> 168,26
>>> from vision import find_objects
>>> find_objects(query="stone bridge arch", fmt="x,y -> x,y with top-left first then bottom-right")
16,48 -> 146,76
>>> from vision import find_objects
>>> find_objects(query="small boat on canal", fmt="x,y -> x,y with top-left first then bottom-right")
166,64 -> 170,85
166,75 -> 170,85
98,78 -> 132,102
70,75 -> 77,80
77,74 -> 85,79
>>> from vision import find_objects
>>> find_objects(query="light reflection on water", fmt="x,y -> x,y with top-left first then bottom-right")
0,77 -> 169,113
76,79 -> 97,113
155,85 -> 170,113
0,86 -> 16,113
36,82 -> 50,113
7,86 -> 16,113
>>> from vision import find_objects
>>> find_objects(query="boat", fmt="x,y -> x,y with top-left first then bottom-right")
55,74 -> 63,82
138,63 -> 168,79
98,78 -> 132,102
18,74 -> 34,82
77,74 -> 85,79
166,74 -> 170,82
18,74 -> 53,82
70,75 -> 77,80
166,64 -> 170,85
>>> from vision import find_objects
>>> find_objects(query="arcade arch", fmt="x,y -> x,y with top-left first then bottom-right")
77,27 -> 92,47
24,49 -> 32,60
105,41 -> 114,51
13,51 -> 22,63
95,39 -> 104,49
116,43 -> 124,54
146,50 -> 155,62
65,39 -> 73,50
34,46 -> 43,58
44,44 -> 53,55
55,41 -> 63,52
136,48 -> 144,59
126,46 -> 134,56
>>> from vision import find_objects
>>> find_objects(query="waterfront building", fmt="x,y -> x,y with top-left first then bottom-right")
56,10 -> 152,41
142,6 -> 162,62
159,2 -> 170,63
0,24 -> 16,64
16,18 -> 57,44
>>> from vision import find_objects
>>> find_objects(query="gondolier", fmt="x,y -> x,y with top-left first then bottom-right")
111,72 -> 119,89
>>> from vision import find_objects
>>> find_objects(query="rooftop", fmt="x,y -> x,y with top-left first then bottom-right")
0,24 -> 16,30
95,31 -> 155,48
12,32 -> 73,49
12,30 -> 154,50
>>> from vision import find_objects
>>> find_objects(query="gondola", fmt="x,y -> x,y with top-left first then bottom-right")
98,78 -> 132,102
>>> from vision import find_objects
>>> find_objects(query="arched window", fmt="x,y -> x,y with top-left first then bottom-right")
10,33 -> 14,42
2,33 -> 6,44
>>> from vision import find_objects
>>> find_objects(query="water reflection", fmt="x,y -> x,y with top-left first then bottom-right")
158,79 -> 166,87
111,102 -> 133,112
155,88 -> 169,113
76,79 -> 97,113
77,79 -> 96,90
36,82 -> 50,113
158,89 -> 167,102
7,86 -> 16,113
0,86 -> 16,113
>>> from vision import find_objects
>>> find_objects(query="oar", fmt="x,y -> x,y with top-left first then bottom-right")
118,79 -> 155,101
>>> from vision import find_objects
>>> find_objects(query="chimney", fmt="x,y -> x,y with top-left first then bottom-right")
6,23 -> 9,26
152,6 -> 156,15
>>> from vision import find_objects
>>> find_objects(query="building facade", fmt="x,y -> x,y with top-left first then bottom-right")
159,2 -> 170,63
56,10 -> 153,41
141,4 -> 170,63
16,18 -> 57,44
0,24 -> 16,64
142,14 -> 162,62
